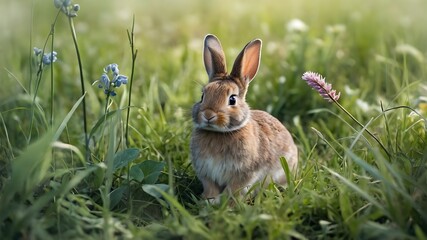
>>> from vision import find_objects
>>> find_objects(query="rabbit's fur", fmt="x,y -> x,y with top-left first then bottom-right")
191,34 -> 298,202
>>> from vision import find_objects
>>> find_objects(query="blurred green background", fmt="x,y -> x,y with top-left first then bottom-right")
2,0 -> 426,113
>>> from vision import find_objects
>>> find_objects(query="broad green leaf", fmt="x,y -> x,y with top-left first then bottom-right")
129,165 -> 144,182
109,186 -> 127,209
142,184 -> 169,198
113,148 -> 140,171
136,160 -> 165,184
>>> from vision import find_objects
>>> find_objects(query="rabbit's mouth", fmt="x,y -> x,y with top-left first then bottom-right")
197,122 -> 226,132
196,118 -> 249,133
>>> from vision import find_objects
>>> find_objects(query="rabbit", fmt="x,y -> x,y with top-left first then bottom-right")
190,34 -> 298,203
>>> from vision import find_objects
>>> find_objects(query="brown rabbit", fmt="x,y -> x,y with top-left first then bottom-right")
191,34 -> 298,203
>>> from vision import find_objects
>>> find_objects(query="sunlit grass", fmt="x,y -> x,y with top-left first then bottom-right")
0,0 -> 426,239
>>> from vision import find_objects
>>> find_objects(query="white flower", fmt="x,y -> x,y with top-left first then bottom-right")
356,99 -> 370,112
344,85 -> 359,96
286,19 -> 308,33
326,24 -> 346,34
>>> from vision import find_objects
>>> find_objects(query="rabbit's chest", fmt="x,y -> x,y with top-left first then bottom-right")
191,128 -> 260,186
196,156 -> 246,186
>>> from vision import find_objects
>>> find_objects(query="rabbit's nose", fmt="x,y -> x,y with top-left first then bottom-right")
202,112 -> 217,123
206,115 -> 216,122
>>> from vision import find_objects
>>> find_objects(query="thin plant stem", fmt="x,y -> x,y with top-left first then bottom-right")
29,0 -> 35,95
167,156 -> 174,196
380,102 -> 393,151
125,15 -> 138,147
68,16 -> 89,161
50,24 -> 55,127
126,15 -> 138,210
382,105 -> 427,122
28,9 -> 61,144
104,95 -> 111,115
49,20 -> 56,194
330,97 -> 391,158
100,95 -> 111,160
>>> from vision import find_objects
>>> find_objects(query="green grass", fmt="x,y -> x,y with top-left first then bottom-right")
1,0 -> 427,239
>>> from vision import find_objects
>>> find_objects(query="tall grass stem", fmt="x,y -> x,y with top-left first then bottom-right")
28,9 -> 61,144
29,0 -> 35,95
125,15 -> 138,147
68,16 -> 89,161
125,16 -> 138,209
50,25 -> 55,127
331,97 -> 391,158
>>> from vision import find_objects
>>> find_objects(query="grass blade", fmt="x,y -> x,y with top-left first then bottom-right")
323,166 -> 387,215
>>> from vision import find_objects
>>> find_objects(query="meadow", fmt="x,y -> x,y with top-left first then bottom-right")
0,0 -> 426,239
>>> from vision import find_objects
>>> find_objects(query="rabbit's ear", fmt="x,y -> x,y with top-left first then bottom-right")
230,39 -> 262,84
204,34 -> 227,81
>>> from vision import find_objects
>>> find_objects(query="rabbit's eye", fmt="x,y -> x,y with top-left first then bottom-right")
229,95 -> 237,105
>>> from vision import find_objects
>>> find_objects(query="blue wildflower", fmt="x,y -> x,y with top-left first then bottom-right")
54,0 -> 71,9
98,73 -> 110,89
34,47 -> 42,56
54,0 -> 79,17
104,63 -> 119,75
114,75 -> 128,87
42,51 -> 58,65
97,64 -> 128,97
34,47 -> 58,66
73,4 -> 80,12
